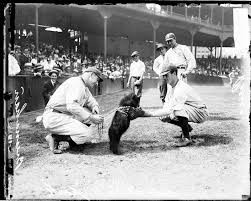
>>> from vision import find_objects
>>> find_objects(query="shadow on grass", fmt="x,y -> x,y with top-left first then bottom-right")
67,133 -> 233,155
67,140 -> 178,156
190,134 -> 233,146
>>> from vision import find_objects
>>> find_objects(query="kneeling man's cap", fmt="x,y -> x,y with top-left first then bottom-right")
131,51 -> 139,57
156,43 -> 167,50
84,67 -> 104,82
160,65 -> 177,76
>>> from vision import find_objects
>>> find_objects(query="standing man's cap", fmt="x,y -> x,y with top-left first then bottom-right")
165,33 -> 176,41
131,51 -> 139,57
160,65 -> 177,76
156,43 -> 168,50
84,67 -> 104,82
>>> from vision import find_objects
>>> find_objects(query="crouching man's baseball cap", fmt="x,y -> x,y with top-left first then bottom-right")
84,67 -> 104,82
160,65 -> 177,76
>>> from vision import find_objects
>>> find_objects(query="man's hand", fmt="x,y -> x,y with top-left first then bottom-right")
134,80 -> 141,85
126,82 -> 130,88
89,114 -> 104,124
92,106 -> 100,114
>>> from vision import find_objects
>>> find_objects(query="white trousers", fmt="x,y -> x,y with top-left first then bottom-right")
42,109 -> 99,144
172,104 -> 209,123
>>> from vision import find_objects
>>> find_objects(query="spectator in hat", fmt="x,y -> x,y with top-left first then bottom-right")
33,63 -> 44,77
153,43 -> 171,104
42,67 -> 104,154
164,32 -> 196,83
42,70 -> 60,106
126,51 -> 146,105
143,65 -> 208,147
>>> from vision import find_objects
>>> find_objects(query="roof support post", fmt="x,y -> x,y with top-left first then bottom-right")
189,27 -> 198,52
170,6 -> 173,15
219,33 -> 228,75
98,8 -> 112,66
35,4 -> 41,54
198,6 -> 201,22
210,6 -> 214,24
150,20 -> 160,63
185,6 -> 187,19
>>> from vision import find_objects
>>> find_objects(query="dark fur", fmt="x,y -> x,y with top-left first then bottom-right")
108,93 -> 145,155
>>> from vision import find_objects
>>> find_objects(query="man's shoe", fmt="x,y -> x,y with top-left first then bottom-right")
45,134 -> 62,154
160,116 -> 170,122
174,138 -> 193,147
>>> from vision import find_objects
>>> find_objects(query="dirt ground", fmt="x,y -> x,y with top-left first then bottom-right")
8,84 -> 250,199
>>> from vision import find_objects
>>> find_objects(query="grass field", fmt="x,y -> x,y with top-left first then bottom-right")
8,84 -> 250,199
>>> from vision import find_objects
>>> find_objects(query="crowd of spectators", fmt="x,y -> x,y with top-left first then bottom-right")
192,56 -> 241,77
8,42 -> 157,80
8,42 -> 241,80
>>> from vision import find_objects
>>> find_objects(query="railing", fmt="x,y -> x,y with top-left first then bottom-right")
120,4 -> 232,31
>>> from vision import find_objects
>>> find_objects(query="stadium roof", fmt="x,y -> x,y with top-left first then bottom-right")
14,3 -> 234,47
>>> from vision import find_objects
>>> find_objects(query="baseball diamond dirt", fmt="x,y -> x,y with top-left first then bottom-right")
8,84 -> 250,199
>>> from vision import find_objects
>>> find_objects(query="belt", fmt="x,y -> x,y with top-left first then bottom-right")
177,66 -> 186,69
52,109 -> 63,114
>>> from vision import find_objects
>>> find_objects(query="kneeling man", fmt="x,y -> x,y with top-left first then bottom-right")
145,65 -> 209,146
42,67 -> 104,154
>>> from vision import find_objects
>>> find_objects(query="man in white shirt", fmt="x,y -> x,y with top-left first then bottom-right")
144,65 -> 208,147
153,43 -> 171,104
42,67 -> 104,154
164,33 -> 196,83
126,51 -> 146,106
229,69 -> 238,88
8,52 -> 21,76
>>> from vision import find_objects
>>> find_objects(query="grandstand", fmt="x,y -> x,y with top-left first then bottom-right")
5,3 -> 246,112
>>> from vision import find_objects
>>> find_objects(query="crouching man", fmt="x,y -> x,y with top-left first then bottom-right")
144,65 -> 209,147
42,67 -> 104,154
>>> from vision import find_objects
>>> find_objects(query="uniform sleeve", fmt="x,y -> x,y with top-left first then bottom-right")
162,51 -> 171,70
183,46 -> 196,73
141,61 -> 146,75
65,80 -> 92,121
129,63 -> 133,77
85,88 -> 99,110
163,87 -> 188,115
153,58 -> 160,75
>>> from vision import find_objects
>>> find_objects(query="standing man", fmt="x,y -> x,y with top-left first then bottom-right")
229,69 -> 238,88
126,51 -> 146,106
153,43 -> 171,104
164,33 -> 196,82
144,65 -> 208,147
42,70 -> 60,106
42,67 -> 104,154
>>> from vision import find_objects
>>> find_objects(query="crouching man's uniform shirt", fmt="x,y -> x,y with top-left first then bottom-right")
163,80 -> 208,123
42,76 -> 100,144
